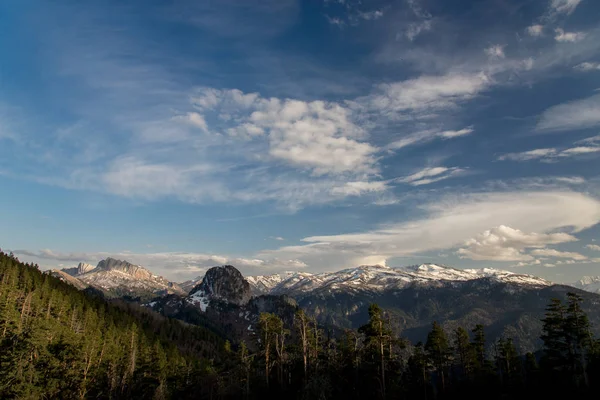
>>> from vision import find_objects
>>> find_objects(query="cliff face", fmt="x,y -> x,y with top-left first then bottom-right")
189,265 -> 252,306
95,258 -> 154,280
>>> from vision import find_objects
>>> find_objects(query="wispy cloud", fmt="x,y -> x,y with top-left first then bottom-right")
396,166 -> 466,186
386,126 -> 474,150
527,24 -> 544,37
537,94 -> 600,132
485,45 -> 506,59
439,127 -> 474,138
574,62 -> 600,71
361,73 -> 490,118
260,191 -> 600,271
497,148 -> 558,161
497,138 -> 600,162
549,0 -> 582,16
555,28 -> 586,43
530,248 -> 587,260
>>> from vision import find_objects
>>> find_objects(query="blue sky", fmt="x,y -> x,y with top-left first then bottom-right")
2,0 -> 600,282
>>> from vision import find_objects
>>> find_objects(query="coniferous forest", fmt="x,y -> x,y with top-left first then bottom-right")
3,250 -> 600,399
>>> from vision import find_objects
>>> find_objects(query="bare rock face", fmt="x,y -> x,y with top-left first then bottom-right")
60,257 -> 185,300
96,258 -> 153,280
189,265 -> 252,306
77,262 -> 96,275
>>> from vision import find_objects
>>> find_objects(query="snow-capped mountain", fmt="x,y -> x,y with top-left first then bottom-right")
573,276 -> 600,294
60,258 -> 185,299
246,263 -> 551,297
148,263 -> 597,354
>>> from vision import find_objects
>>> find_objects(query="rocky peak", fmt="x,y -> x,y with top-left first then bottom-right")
190,265 -> 251,306
96,258 -> 152,280
77,262 -> 96,275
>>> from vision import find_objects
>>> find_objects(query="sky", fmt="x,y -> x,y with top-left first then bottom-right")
2,0 -> 600,283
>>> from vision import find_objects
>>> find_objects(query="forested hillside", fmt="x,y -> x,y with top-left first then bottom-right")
0,251 -> 224,399
3,250 -> 600,399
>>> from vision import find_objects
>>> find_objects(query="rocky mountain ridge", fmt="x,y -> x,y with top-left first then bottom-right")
57,257 -> 185,300
245,263 -> 551,297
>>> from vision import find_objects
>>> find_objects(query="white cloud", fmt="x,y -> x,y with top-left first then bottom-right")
358,10 -> 384,21
439,127 -> 474,138
515,259 -> 543,267
260,191 -> 600,271
191,89 -> 378,177
549,0 -> 582,15
576,135 -> 600,145
586,244 -> 600,251
527,24 -> 544,37
574,62 -> 600,72
530,248 -> 587,260
537,94 -> 600,131
362,73 -> 490,118
396,166 -> 466,186
176,112 -> 209,132
330,180 -> 389,196
560,146 -> 600,156
406,20 -> 432,41
102,157 -> 220,201
497,148 -> 558,161
485,45 -> 506,59
270,236 -> 285,241
498,143 -> 600,162
554,176 -> 586,184
457,225 -> 578,261
554,28 -> 586,43
386,126 -> 475,151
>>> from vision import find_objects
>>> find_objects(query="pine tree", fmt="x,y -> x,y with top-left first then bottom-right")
425,321 -> 451,392
540,298 -> 569,374
358,303 -> 394,398
559,292 -> 594,389
453,326 -> 475,380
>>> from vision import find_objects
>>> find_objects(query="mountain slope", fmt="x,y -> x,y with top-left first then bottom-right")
245,264 -> 600,353
49,269 -> 89,290
62,257 -> 185,300
0,251 -> 224,399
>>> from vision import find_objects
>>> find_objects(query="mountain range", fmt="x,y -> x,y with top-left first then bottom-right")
50,258 -> 600,353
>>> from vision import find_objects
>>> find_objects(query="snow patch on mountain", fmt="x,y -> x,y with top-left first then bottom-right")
246,263 -> 551,297
573,276 -> 600,294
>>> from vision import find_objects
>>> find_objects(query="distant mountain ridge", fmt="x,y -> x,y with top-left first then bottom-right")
56,257 -> 185,300
246,263 -> 552,297
573,276 -> 600,294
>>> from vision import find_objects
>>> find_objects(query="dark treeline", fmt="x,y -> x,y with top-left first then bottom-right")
3,251 -> 600,399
